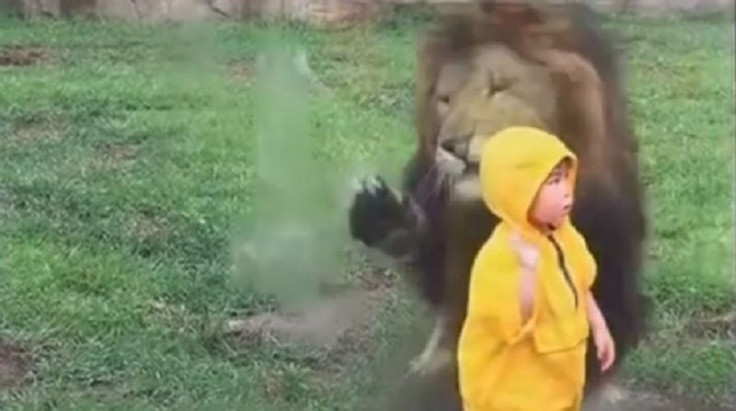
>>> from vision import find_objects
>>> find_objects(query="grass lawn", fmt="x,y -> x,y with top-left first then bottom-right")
0,9 -> 734,410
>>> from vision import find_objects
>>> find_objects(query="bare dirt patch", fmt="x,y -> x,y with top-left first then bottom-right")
0,46 -> 48,67
685,311 -> 736,339
228,60 -> 255,83
224,280 -> 393,369
126,212 -> 171,257
11,123 -> 63,144
99,143 -> 140,164
126,213 -> 169,243
0,341 -> 31,391
143,298 -> 194,333
94,142 -> 140,168
7,114 -> 67,146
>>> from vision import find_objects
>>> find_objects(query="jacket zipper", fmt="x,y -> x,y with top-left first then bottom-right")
546,234 -> 578,308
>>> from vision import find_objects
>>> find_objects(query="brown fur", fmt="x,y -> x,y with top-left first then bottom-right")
406,1 -> 647,406
349,2 -> 649,409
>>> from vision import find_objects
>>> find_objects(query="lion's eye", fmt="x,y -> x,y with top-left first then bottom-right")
438,95 -> 450,104
488,77 -> 511,96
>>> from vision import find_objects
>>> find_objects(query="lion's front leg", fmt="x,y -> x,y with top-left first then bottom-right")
349,174 -> 459,379
409,311 -> 455,377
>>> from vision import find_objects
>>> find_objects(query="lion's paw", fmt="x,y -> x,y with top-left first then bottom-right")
348,175 -> 406,247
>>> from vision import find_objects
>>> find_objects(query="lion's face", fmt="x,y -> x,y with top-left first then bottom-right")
431,43 -> 561,202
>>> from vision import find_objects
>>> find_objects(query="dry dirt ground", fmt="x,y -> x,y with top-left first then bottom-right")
0,340 -> 31,391
0,46 -> 47,66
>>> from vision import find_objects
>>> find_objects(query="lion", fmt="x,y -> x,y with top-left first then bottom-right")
348,1 -> 649,408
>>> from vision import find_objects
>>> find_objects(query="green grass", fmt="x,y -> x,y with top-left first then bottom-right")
612,14 -> 735,404
0,10 -> 734,409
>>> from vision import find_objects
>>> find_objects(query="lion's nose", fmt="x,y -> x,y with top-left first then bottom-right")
440,136 -> 470,159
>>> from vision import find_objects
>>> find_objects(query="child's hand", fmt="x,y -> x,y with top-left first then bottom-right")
510,231 -> 540,270
592,323 -> 616,373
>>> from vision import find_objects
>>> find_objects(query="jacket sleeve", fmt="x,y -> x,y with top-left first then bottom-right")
465,244 -> 533,345
458,241 -> 536,409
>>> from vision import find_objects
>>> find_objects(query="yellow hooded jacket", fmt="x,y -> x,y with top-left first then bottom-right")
457,127 -> 597,411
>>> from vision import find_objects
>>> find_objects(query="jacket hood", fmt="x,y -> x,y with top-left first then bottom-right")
479,126 -> 577,236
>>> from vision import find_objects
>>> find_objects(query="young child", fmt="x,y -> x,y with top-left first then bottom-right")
457,126 -> 615,411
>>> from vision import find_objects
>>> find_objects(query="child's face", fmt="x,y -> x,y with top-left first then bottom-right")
529,160 -> 573,229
